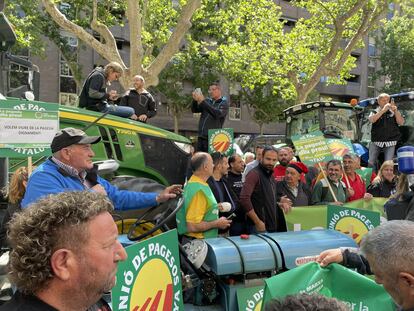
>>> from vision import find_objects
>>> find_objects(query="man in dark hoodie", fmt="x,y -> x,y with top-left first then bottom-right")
120,75 -> 157,123
240,146 -> 291,233
78,62 -> 137,119
191,83 -> 229,152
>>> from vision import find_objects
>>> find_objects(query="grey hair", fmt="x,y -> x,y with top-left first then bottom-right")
377,93 -> 390,101
360,220 -> 414,277
342,153 -> 358,161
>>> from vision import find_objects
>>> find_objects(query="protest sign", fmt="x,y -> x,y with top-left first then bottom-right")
327,205 -> 381,243
327,138 -> 354,160
285,198 -> 388,233
262,262 -> 396,311
291,131 -> 333,166
0,99 -> 59,157
237,286 -> 264,311
112,230 -> 183,311
208,128 -> 234,156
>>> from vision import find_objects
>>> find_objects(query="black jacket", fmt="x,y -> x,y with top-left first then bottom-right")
78,67 -> 108,111
207,176 -> 238,218
191,97 -> 228,138
276,180 -> 312,207
367,179 -> 396,198
120,89 -> 157,121
371,109 -> 401,142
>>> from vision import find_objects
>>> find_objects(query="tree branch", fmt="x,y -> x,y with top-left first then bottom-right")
126,0 -> 143,76
41,0 -> 123,64
147,0 -> 202,86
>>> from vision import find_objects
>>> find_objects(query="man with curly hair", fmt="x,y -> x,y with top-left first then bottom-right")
0,191 -> 126,310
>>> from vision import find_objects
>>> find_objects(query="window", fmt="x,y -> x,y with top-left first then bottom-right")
59,93 -> 78,107
8,49 -> 30,90
345,75 -> 360,83
229,95 -> 241,121
59,34 -> 78,106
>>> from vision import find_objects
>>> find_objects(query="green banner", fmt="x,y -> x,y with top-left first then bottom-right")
285,198 -> 388,232
0,99 -> 59,152
291,131 -> 333,166
285,206 -> 327,231
262,262 -> 396,311
237,286 -> 264,311
355,168 -> 373,190
327,205 -> 380,244
344,197 -> 388,217
327,138 -> 354,160
208,128 -> 234,156
111,230 -> 183,311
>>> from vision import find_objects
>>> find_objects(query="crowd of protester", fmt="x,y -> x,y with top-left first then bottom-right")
178,143 -> 414,239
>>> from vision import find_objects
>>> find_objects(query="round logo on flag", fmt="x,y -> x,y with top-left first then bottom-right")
209,129 -> 232,154
130,258 -> 173,310
335,217 -> 368,243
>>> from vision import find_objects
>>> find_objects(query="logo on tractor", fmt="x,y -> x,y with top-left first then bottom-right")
208,128 -> 234,156
112,230 -> 183,311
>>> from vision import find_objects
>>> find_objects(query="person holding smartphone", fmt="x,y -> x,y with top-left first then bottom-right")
368,93 -> 404,171
191,82 -> 229,152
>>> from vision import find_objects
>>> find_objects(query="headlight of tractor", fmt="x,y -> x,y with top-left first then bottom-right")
174,142 -> 192,154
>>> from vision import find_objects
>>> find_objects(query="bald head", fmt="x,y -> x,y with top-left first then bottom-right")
191,152 -> 209,172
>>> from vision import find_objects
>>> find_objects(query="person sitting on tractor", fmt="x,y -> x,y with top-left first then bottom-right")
78,62 -> 137,120
21,127 -> 182,210
176,152 -> 231,242
0,191 -> 125,310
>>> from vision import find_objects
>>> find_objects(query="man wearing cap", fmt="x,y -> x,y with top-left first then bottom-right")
276,162 -> 312,207
21,127 -> 182,209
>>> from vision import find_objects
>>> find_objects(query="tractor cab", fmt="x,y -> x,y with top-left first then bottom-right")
284,101 -> 363,143
358,92 -> 414,147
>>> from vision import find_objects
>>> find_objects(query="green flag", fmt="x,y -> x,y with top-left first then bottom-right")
344,198 -> 388,218
208,128 -> 234,156
111,230 -> 183,311
291,131 -> 333,166
262,262 -> 396,311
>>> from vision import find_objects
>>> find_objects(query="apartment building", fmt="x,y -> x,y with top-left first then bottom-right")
8,0 -> 382,137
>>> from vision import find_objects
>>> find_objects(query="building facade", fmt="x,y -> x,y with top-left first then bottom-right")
8,0 -> 383,138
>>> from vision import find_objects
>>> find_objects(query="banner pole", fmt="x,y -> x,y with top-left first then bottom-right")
27,156 -> 32,176
341,164 -> 351,188
318,162 -> 338,202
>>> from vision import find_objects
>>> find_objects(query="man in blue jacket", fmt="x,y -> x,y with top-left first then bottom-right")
22,127 -> 182,209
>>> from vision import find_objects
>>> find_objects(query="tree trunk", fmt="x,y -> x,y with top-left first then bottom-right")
259,123 -> 264,135
174,114 -> 179,134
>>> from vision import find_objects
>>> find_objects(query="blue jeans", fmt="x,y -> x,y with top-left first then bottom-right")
102,104 -> 135,118
368,142 -> 396,171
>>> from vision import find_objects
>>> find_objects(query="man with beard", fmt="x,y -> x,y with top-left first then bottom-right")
227,154 -> 245,198
273,147 -> 293,182
0,191 -> 125,311
240,146 -> 292,233
120,75 -> 157,123
243,145 -> 264,182
311,160 -> 348,205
